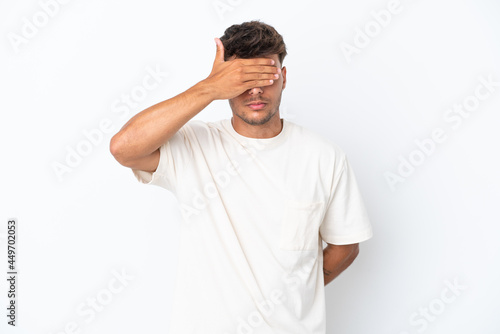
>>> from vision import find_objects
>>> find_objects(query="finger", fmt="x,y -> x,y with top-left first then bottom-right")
242,65 -> 281,74
214,37 -> 224,63
241,73 -> 279,82
245,79 -> 275,88
240,58 -> 275,66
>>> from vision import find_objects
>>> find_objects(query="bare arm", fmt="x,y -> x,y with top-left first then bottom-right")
323,243 -> 359,286
109,38 -> 280,172
109,81 -> 213,171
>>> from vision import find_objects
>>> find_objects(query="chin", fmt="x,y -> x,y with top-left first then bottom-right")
247,114 -> 273,125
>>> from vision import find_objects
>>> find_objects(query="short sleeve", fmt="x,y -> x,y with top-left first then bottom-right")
131,122 -> 196,192
319,156 -> 373,245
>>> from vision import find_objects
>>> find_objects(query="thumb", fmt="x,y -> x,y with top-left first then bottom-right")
214,37 -> 225,63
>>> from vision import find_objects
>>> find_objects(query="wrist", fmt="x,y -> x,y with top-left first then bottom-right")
195,78 -> 217,102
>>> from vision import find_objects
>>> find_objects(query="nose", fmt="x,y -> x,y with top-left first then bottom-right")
249,86 -> 263,94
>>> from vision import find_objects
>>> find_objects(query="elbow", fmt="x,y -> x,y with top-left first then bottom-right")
342,244 -> 360,273
349,243 -> 360,262
110,133 -> 127,164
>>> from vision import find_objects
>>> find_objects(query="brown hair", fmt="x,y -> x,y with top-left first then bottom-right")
219,20 -> 287,67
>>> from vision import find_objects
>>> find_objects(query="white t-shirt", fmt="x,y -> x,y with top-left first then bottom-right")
132,117 -> 373,334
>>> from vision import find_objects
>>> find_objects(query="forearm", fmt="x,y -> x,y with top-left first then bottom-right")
323,243 -> 359,286
110,80 -> 214,162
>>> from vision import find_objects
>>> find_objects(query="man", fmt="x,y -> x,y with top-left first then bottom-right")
110,20 -> 372,334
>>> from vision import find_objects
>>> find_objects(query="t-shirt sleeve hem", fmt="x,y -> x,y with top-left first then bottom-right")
321,228 -> 373,245
131,167 -> 165,185
130,142 -> 173,190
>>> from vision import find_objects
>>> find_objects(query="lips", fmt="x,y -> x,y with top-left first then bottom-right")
247,101 -> 267,110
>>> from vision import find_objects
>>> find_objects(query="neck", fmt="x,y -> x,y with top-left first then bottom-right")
231,114 -> 283,139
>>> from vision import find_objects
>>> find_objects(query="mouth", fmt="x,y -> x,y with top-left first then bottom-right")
246,102 -> 267,110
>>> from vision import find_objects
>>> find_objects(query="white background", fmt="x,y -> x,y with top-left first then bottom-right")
1,0 -> 499,333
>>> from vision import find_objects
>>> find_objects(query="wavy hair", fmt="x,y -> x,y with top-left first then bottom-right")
219,20 -> 287,67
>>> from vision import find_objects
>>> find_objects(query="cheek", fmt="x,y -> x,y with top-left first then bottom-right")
267,86 -> 281,100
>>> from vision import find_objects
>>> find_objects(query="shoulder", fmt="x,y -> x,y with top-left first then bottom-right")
177,119 -> 222,139
286,120 -> 347,165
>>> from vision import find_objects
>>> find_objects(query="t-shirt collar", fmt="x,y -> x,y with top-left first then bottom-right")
222,117 -> 289,149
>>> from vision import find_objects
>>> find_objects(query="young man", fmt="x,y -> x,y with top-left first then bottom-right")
110,20 -> 373,334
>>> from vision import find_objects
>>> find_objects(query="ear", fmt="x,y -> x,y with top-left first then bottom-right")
281,66 -> 287,90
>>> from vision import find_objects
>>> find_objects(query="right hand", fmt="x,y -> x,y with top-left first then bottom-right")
203,37 -> 281,100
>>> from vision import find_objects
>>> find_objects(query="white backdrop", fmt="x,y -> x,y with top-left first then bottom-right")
1,0 -> 499,333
